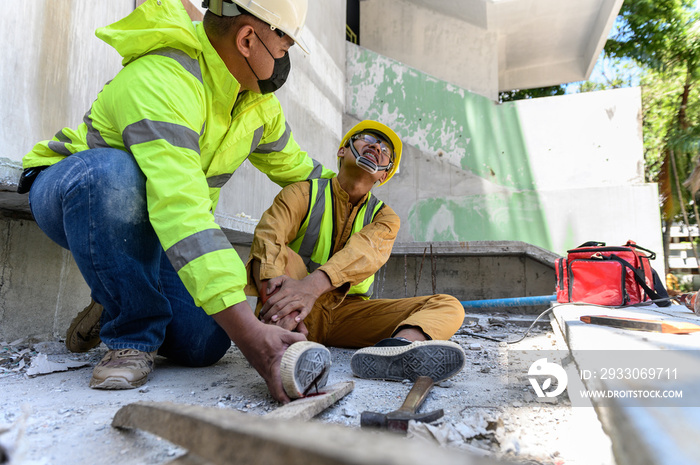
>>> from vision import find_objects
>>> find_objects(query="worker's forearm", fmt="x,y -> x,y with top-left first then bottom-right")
211,301 -> 261,345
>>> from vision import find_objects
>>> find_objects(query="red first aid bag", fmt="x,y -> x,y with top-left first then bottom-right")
555,240 -> 670,307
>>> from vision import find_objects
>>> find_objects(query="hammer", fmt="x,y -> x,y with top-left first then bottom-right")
360,376 -> 444,433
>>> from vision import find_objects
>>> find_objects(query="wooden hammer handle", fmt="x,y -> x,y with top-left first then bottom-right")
396,376 -> 434,414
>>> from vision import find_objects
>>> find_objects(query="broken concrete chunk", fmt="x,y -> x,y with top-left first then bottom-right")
407,421 -> 463,447
31,341 -> 68,355
26,354 -> 90,377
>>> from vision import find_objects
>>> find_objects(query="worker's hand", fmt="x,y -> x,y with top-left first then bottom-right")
259,271 -> 333,326
270,310 -> 309,336
246,323 -> 305,404
212,301 -> 306,404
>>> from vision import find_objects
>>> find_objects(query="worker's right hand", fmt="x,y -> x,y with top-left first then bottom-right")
212,301 -> 306,404
245,323 -> 306,403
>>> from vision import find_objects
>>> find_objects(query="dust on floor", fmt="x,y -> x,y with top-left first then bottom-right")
0,316 -> 614,465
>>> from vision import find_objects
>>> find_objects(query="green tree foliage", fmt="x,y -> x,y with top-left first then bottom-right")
574,1 -> 700,272
605,0 -> 700,222
498,85 -> 565,103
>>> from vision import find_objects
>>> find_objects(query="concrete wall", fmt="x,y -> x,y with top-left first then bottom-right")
1,1 -> 131,162
375,242 -> 558,313
0,216 -> 254,342
347,44 -> 665,276
359,0 -> 499,100
2,0 -> 345,223
0,0 -> 345,341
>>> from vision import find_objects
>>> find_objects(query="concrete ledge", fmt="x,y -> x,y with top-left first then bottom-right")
215,212 -> 257,246
0,158 -> 29,216
0,157 -> 259,244
390,241 -> 560,267
553,303 -> 700,465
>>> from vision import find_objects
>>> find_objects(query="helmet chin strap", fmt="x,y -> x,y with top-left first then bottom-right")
349,143 -> 390,174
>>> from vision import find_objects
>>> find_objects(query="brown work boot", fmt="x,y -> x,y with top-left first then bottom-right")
89,349 -> 156,390
280,341 -> 331,399
65,299 -> 103,353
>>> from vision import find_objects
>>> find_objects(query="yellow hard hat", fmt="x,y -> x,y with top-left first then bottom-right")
203,0 -> 309,53
339,120 -> 402,185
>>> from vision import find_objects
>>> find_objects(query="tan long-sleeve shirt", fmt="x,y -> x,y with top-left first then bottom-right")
246,177 -> 400,303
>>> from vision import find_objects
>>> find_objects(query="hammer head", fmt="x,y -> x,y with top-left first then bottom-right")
360,408 -> 444,433
360,376 -> 442,433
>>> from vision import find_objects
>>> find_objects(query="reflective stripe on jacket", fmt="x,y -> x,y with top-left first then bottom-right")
289,179 -> 384,299
21,0 -> 334,315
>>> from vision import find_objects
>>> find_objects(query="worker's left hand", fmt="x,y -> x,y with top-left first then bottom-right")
260,271 -> 332,326
270,311 -> 309,336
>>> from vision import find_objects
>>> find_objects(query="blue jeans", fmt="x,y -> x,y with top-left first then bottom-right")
29,148 -> 231,366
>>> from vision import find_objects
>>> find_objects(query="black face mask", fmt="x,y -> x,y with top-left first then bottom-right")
245,31 -> 291,94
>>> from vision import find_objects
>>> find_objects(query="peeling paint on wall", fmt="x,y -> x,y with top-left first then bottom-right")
347,43 -> 552,250
407,191 -> 550,247
347,45 -> 538,190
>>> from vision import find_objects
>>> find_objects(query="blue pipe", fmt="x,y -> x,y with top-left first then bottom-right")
460,294 -> 556,308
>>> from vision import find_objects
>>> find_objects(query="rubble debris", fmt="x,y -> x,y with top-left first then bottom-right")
1,340 -> 95,378
26,353 -> 91,377
407,421 -> 464,447
0,312 -> 595,465
0,341 -> 32,375
32,341 -> 68,355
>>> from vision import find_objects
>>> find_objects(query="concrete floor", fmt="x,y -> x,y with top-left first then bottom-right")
0,313 -> 615,465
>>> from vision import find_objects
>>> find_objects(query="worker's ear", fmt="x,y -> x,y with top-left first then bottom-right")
235,24 -> 256,58
377,170 -> 388,184
337,147 -> 346,159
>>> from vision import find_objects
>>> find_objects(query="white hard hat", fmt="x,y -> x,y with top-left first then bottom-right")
203,0 -> 309,53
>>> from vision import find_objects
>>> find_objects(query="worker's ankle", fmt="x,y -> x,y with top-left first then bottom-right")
393,327 -> 428,342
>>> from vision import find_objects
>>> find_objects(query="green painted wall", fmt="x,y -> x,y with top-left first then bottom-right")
346,45 -> 553,250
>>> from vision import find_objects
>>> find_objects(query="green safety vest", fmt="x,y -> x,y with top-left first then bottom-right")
290,179 -> 384,299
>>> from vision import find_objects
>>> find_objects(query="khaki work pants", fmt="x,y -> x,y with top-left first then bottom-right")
280,248 -> 465,348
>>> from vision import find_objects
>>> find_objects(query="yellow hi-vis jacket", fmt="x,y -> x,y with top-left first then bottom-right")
289,178 -> 384,299
21,0 -> 334,315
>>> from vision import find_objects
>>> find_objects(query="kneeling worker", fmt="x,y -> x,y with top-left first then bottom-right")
248,120 -> 466,393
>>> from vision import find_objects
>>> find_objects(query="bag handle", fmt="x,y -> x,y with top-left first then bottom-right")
624,241 -> 656,260
577,241 -> 606,248
606,254 -> 667,304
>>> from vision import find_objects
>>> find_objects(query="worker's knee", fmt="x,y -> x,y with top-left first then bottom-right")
431,294 -> 465,333
442,294 -> 464,324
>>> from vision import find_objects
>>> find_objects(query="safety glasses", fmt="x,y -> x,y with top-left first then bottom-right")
351,132 -> 393,163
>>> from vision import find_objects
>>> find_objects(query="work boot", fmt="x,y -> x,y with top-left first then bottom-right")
65,299 -> 103,353
280,341 -> 331,399
350,338 -> 465,383
89,349 -> 156,390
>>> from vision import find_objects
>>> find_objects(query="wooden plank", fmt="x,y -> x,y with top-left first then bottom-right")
265,381 -> 354,421
580,315 -> 700,334
165,453 -> 214,465
112,401 -> 501,465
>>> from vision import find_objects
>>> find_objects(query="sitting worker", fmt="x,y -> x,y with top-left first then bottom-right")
20,0 -> 335,403
248,120 -> 466,386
